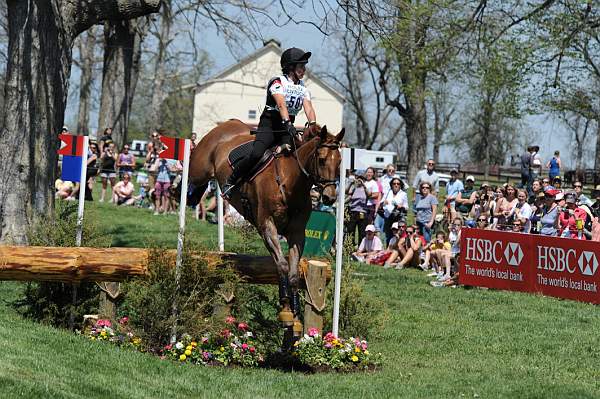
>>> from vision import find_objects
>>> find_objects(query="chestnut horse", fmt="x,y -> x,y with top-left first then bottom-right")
189,119 -> 343,336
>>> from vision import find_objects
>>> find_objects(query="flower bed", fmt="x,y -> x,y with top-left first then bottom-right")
83,317 -> 380,372
292,328 -> 380,372
162,318 -> 263,367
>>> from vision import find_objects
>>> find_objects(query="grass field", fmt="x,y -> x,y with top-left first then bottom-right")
1,198 -> 600,398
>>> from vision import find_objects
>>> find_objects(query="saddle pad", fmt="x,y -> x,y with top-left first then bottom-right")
228,141 -> 274,182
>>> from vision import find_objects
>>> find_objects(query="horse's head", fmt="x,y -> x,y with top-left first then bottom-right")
309,125 -> 345,206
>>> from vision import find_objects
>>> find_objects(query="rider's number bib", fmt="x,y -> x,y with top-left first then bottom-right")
269,75 -> 311,116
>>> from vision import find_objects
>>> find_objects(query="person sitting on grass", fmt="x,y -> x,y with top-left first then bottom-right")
423,231 -> 452,279
55,179 -> 77,201
112,173 -> 135,206
352,225 -> 383,263
368,222 -> 405,266
387,224 -> 426,271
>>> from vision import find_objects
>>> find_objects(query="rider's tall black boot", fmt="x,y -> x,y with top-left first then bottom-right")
221,169 -> 240,200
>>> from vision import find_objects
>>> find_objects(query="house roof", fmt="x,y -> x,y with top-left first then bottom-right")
190,40 -> 345,103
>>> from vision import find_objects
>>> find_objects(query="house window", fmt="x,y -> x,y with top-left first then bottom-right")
248,110 -> 257,119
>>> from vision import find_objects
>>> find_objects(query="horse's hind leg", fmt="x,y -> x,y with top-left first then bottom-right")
259,218 -> 293,327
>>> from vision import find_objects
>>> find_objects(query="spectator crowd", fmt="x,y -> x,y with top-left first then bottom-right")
55,127 -> 243,225
56,131 -> 600,288
347,150 -> 600,288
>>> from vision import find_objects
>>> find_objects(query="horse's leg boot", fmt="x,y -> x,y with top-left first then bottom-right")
278,306 -> 294,327
292,319 -> 303,337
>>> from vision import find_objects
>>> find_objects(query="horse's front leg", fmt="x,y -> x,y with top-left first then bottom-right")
287,216 -> 308,337
259,218 -> 293,327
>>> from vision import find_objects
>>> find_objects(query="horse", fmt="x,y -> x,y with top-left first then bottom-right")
189,119 -> 344,338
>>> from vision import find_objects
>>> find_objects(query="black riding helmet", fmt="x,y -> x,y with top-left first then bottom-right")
280,47 -> 311,71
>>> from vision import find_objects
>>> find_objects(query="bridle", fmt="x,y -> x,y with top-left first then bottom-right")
307,141 -> 340,194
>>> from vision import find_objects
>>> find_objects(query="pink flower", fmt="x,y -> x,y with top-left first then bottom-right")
361,342 -> 368,351
324,332 -> 336,342
237,322 -> 248,331
241,343 -> 249,351
201,337 -> 209,344
202,351 -> 210,360
225,315 -> 236,324
308,327 -> 319,337
164,344 -> 172,350
221,329 -> 231,338
118,316 -> 129,325
249,346 -> 256,353
324,343 -> 333,349
96,319 -> 112,328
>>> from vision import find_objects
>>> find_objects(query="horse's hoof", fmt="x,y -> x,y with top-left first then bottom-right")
292,320 -> 303,337
278,309 -> 294,326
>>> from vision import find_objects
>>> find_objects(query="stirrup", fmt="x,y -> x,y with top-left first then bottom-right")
221,182 -> 236,200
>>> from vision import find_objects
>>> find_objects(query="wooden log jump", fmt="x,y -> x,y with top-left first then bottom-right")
0,246 -> 331,333
0,246 -> 330,286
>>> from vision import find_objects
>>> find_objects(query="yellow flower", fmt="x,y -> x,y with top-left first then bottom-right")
184,349 -> 192,356
100,331 -> 107,337
364,350 -> 369,355
186,345 -> 192,351
220,346 -> 225,352
133,338 -> 141,345
354,347 -> 361,353
293,341 -> 300,347
179,354 -> 186,361
351,355 -> 358,362
332,339 -> 338,345
191,342 -> 197,347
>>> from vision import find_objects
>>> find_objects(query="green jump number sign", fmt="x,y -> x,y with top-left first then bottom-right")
303,211 -> 336,257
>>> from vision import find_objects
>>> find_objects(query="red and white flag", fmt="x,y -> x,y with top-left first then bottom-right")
158,136 -> 190,161
58,133 -> 85,156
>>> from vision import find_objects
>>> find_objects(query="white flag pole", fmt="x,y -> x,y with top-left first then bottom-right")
216,182 -> 224,252
71,135 -> 89,330
171,139 -> 191,342
75,136 -> 89,247
332,147 -> 349,337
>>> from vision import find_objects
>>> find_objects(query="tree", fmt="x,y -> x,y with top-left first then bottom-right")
75,26 -> 99,136
97,17 -> 150,148
454,19 -> 530,177
547,88 -> 598,170
337,0 -> 478,181
148,0 -> 173,131
0,0 -> 161,244
325,22 -> 404,151
429,79 -> 455,163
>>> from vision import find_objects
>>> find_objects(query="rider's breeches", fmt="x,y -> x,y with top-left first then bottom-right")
230,110 -> 294,181
231,131 -> 274,180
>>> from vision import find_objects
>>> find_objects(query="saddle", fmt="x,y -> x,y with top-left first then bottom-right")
227,141 -> 277,182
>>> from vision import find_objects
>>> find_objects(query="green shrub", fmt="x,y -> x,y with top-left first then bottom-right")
13,202 -> 111,329
324,262 -> 389,339
119,244 -> 241,349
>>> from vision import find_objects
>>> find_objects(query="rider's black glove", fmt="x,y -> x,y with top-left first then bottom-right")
283,120 -> 296,138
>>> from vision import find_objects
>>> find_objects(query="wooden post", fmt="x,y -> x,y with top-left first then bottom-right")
303,260 -> 328,334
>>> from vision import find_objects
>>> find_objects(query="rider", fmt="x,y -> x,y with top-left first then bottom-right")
221,47 -> 317,199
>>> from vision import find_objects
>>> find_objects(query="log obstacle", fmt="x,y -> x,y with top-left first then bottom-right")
0,246 -> 331,333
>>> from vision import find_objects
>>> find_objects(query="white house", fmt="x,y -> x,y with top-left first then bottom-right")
190,40 -> 345,139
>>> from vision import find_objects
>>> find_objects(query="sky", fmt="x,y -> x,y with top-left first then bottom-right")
64,4 -> 579,170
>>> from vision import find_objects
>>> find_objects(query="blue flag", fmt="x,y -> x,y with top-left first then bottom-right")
61,155 -> 82,182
